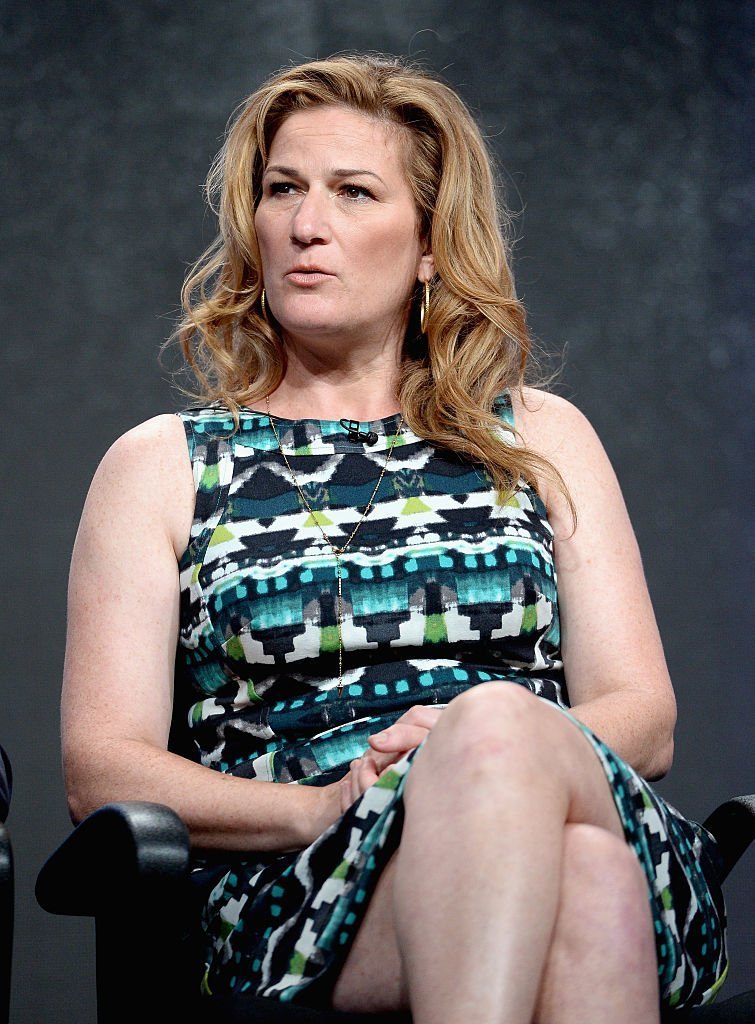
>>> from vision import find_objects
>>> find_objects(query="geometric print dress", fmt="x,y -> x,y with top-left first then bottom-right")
174,396 -> 728,1012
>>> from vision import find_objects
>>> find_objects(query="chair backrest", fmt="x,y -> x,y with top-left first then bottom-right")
0,743 -> 13,1024
0,746 -> 10,825
702,795 -> 755,882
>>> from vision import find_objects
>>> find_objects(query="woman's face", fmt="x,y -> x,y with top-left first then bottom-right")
255,105 -> 434,354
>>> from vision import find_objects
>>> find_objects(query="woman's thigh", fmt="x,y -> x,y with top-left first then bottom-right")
333,684 -> 630,1011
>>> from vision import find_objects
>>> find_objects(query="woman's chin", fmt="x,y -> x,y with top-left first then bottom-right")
278,316 -> 365,346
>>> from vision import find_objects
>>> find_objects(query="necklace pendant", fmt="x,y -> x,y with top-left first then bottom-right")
266,397 -> 403,699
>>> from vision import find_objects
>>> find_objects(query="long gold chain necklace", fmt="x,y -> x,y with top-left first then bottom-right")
266,396 -> 404,695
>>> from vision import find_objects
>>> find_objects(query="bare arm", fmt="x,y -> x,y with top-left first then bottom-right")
514,389 -> 677,780
61,414 -> 342,851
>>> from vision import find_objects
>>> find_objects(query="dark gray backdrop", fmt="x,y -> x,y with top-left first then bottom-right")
2,1 -> 752,1020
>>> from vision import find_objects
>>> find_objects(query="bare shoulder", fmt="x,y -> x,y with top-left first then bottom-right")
101,409 -> 188,458
511,387 -> 598,452
510,387 -> 623,529
92,413 -> 192,501
83,413 -> 194,557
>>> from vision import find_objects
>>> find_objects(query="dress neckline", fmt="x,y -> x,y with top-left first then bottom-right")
244,407 -> 403,429
240,407 -> 406,454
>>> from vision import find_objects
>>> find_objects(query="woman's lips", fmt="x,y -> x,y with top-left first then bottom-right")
285,270 -> 335,286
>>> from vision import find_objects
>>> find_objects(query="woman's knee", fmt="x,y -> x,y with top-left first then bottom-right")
402,683 -> 557,811
426,682 -> 557,766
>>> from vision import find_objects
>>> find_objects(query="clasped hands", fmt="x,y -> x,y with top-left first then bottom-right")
339,704 -> 444,814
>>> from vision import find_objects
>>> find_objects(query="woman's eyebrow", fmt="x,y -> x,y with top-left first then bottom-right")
263,164 -> 300,177
332,168 -> 385,184
264,164 -> 385,185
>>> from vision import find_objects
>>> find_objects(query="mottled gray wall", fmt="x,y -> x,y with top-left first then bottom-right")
1,0 -> 752,1020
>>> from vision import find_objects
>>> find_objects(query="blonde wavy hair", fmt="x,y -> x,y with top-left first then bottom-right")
172,51 -> 568,506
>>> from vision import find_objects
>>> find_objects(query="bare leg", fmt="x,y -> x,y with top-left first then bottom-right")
534,823 -> 660,1024
333,684 -> 655,1023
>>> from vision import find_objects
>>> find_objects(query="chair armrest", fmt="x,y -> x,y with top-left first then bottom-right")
0,823 -> 11,900
702,794 -> 755,883
35,800 -> 190,915
0,822 -> 13,1024
35,802 -> 194,1024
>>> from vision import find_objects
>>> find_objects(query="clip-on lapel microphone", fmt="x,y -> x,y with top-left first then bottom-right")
339,418 -> 379,445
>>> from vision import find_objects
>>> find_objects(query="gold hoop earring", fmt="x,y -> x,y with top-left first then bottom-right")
420,280 -> 430,335
260,288 -> 268,324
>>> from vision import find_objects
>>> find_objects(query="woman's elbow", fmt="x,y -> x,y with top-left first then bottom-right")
63,756 -> 116,825
65,785 -> 95,826
646,733 -> 674,781
646,698 -> 677,780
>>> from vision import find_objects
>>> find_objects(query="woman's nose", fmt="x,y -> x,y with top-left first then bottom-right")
290,188 -> 332,245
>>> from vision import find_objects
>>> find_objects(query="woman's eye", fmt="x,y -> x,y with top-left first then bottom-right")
342,184 -> 373,200
269,181 -> 298,195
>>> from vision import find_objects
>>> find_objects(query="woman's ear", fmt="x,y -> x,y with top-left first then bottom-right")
418,251 -> 435,283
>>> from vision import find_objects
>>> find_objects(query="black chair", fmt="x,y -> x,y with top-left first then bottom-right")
0,744 -> 14,1024
36,795 -> 755,1024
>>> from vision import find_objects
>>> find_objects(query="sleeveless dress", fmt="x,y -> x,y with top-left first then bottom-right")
175,398 -> 728,1012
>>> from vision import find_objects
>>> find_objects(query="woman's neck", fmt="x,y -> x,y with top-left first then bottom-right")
264,362 -> 401,422
262,328 -> 404,421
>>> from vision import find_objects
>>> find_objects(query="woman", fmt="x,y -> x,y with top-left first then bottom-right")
61,54 -> 727,1021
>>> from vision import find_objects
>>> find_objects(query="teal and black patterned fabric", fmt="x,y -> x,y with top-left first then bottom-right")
175,398 -> 727,1010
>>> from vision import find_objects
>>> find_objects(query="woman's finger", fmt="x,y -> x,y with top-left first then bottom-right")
362,746 -> 400,776
356,754 -> 380,793
368,722 -> 429,753
370,704 -> 444,748
396,704 -> 445,728
349,758 -> 363,804
339,772 -> 353,815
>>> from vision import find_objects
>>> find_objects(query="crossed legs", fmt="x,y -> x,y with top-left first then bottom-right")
331,683 -> 659,1023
